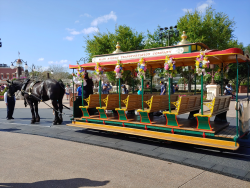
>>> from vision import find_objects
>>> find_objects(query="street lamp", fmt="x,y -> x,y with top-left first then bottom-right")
77,57 -> 89,64
10,59 -> 27,78
159,25 -> 179,46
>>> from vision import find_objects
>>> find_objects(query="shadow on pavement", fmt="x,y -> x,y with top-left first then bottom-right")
0,128 -> 21,132
0,178 -> 110,188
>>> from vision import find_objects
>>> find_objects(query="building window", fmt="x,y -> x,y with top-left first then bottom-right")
7,74 -> 9,79
1,74 -> 3,79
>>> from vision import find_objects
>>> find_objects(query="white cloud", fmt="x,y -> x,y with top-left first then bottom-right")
80,13 -> 91,17
182,0 -> 214,14
197,0 -> 214,13
182,8 -> 192,13
48,60 -> 69,68
75,20 -> 79,23
81,27 -> 99,34
37,58 -> 44,61
66,28 -> 75,32
70,30 -> 81,35
91,11 -> 117,26
64,36 -> 74,41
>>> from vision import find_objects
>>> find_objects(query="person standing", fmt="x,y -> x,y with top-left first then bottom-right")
160,81 -> 166,95
77,84 -> 82,97
4,86 -> 16,120
137,86 -> 142,95
65,85 -> 70,100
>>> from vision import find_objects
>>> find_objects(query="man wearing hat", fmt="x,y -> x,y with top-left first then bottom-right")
160,81 -> 166,95
4,85 -> 16,120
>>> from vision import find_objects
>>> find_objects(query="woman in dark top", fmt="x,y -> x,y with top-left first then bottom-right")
83,72 -> 94,104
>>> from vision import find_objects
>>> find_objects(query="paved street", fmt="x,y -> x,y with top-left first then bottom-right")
0,94 -> 249,187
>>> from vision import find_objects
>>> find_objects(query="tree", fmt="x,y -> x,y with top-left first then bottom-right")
177,6 -> 236,50
84,25 -> 144,86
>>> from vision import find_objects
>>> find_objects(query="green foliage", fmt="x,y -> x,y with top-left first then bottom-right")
84,25 -> 145,60
228,63 -> 249,87
84,25 -> 145,86
177,6 -> 236,50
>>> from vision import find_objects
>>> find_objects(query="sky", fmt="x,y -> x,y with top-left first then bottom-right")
0,0 -> 249,72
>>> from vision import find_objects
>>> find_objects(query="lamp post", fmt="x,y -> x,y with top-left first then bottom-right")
10,59 -> 28,78
159,25 -> 179,46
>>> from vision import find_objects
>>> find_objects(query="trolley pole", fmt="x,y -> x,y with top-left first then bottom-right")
201,73 -> 204,115
117,80 -> 118,94
236,55 -> 239,142
150,75 -> 153,94
81,80 -> 84,106
119,78 -> 121,109
99,80 -> 102,108
194,74 -> 197,95
168,77 -> 171,113
72,69 -> 75,119
142,77 -> 144,110
221,63 -> 223,96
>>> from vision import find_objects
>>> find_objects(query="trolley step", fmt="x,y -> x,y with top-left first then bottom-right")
67,122 -> 239,150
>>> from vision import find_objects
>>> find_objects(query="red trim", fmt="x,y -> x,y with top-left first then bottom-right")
123,123 -> 125,127
103,120 -> 105,125
203,132 -> 206,138
175,115 -> 180,127
86,119 -> 88,123
69,48 -> 247,69
145,125 -> 148,130
171,129 -> 174,134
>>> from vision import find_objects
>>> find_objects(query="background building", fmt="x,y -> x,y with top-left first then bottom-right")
0,63 -> 24,84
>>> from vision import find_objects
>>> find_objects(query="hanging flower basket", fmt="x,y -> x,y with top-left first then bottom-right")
72,64 -> 85,85
93,62 -> 104,81
164,55 -> 177,78
136,58 -> 147,79
114,60 -> 123,78
195,51 -> 210,76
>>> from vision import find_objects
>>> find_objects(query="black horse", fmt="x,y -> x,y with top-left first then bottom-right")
7,79 -> 65,125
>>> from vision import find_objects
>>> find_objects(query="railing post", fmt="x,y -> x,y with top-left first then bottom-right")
116,80 -> 118,94
221,63 -> 223,96
194,74 -> 197,95
168,77 -> 171,113
99,80 -> 102,108
119,78 -> 121,109
142,77 -> 144,110
201,73 -> 204,115
72,69 -> 75,119
81,80 -> 84,106
236,55 -> 239,141
150,75 -> 153,94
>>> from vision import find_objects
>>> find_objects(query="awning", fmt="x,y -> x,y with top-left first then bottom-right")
69,48 -> 249,71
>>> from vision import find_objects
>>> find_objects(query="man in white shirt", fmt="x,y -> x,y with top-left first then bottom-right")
4,86 -> 16,120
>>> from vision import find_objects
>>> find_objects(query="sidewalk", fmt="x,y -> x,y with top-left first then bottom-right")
0,131 -> 249,188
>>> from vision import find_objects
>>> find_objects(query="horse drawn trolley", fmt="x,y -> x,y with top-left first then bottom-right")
68,32 -> 250,150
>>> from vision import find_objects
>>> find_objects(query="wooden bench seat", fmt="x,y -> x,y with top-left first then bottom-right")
96,94 -> 128,119
137,95 -> 179,124
194,95 -> 231,131
163,95 -> 202,127
79,94 -> 108,117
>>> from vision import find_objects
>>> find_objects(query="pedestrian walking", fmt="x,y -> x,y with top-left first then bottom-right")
4,85 -> 16,120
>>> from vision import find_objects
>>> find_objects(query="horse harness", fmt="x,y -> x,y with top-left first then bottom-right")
21,79 -> 45,101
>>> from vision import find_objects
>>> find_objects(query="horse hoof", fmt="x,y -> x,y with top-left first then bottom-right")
36,119 -> 40,122
31,121 -> 35,124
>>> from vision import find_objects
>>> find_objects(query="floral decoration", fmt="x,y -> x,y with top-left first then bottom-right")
114,60 -> 123,78
93,62 -> 104,81
195,51 -> 210,76
164,55 -> 177,78
136,58 -> 147,79
72,64 -> 85,84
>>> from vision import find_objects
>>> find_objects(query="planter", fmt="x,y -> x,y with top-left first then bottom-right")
239,86 -> 249,93
0,96 -> 3,101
